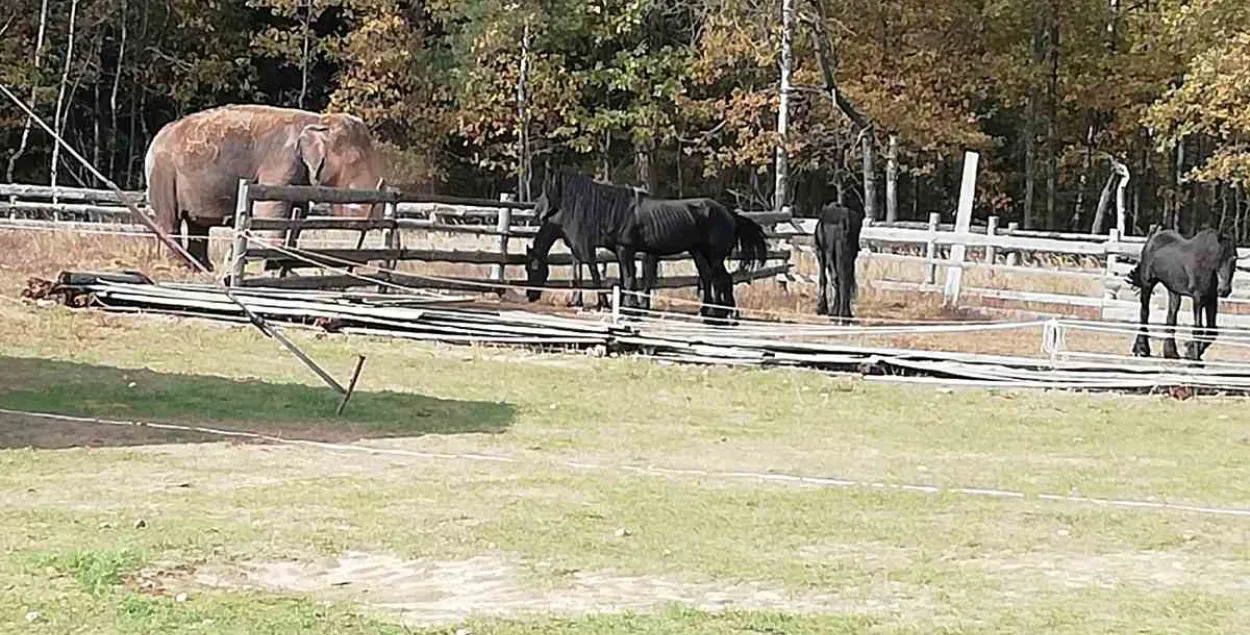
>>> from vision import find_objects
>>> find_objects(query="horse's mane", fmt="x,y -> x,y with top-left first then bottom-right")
557,171 -> 638,250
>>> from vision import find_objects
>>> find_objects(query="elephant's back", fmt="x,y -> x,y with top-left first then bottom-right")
153,105 -> 318,171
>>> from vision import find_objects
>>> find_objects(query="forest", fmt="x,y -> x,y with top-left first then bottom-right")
0,0 -> 1248,234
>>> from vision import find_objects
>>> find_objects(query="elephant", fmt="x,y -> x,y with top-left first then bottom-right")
144,104 -> 385,270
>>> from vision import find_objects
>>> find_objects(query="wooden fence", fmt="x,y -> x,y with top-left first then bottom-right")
225,180 -> 796,294
10,178 -> 1250,325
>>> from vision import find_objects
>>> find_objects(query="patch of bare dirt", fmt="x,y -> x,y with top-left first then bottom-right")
194,551 -> 929,626
971,550 -> 1250,594
0,412 -> 222,450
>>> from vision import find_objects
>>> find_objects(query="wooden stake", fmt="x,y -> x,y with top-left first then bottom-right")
336,355 -> 367,416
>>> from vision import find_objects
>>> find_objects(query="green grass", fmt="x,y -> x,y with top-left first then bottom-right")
1,301 -> 1249,633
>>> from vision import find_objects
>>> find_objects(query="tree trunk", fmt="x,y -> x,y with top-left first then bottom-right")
1072,124 -> 1093,230
51,0 -> 81,195
125,85 -> 138,188
1045,0 -> 1059,230
599,130 -> 610,181
298,0 -> 313,109
1023,96 -> 1036,229
862,129 -> 877,221
5,0 -> 51,183
634,140 -> 654,194
109,0 -> 127,180
885,134 -> 899,222
1089,168 -> 1116,234
774,0 -> 793,210
515,20 -> 531,200
1171,137 -> 1184,230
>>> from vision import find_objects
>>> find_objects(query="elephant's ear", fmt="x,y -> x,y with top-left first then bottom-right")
297,124 -> 331,185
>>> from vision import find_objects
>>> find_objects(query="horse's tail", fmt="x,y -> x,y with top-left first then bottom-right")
831,210 -> 860,302
731,212 -> 769,272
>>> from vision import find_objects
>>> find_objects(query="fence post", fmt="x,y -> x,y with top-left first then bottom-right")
493,193 -> 515,295
924,212 -> 940,285
228,179 -> 253,287
943,151 -> 979,306
985,215 -> 999,264
1103,228 -> 1120,303
379,198 -> 400,294
1005,222 -> 1020,266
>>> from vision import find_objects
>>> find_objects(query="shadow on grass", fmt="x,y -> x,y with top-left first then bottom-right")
0,356 -> 515,450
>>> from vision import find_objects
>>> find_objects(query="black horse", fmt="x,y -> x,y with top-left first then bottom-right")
814,202 -> 864,322
524,170 -> 769,321
1126,226 -> 1238,360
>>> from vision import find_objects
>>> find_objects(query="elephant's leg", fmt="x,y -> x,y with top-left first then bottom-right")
186,220 -> 213,272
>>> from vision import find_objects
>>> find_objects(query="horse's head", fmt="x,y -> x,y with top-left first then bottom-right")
1217,232 -> 1238,298
524,246 -> 550,302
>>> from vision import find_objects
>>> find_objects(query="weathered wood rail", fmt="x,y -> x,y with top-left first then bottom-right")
9,175 -> 1250,324
227,180 -> 796,295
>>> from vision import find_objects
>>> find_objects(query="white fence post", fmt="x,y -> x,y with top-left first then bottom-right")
493,193 -> 514,294
1005,221 -> 1019,266
1103,228 -> 1120,304
985,215 -> 998,264
924,212 -> 940,285
228,179 -> 253,287
943,151 -> 979,306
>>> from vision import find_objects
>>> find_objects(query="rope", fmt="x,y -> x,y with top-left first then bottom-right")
4,406 -> 1249,518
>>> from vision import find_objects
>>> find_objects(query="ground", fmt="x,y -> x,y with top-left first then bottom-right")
1,292 -> 1249,634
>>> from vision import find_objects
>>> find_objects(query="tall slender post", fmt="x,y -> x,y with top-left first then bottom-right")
885,134 -> 899,222
943,151 -> 979,306
229,179 -> 253,287
773,0 -> 793,210
924,211 -> 940,285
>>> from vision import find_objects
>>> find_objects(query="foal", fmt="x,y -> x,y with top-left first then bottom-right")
1126,226 -> 1238,360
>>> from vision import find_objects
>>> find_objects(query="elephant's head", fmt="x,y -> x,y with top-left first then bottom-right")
296,114 -> 386,218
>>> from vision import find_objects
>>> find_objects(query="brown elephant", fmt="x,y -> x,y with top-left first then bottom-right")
144,104 -> 385,270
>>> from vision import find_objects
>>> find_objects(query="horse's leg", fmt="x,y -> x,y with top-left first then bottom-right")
703,257 -> 734,324
1163,290 -> 1182,359
615,246 -> 638,312
1202,295 -> 1219,359
1132,282 -> 1155,357
640,253 -> 659,312
1185,294 -> 1206,361
690,251 -> 716,319
568,258 -> 585,308
581,250 -> 609,310
815,235 -> 830,316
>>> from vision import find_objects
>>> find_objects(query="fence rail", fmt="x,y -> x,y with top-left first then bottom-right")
9,178 -> 1250,324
